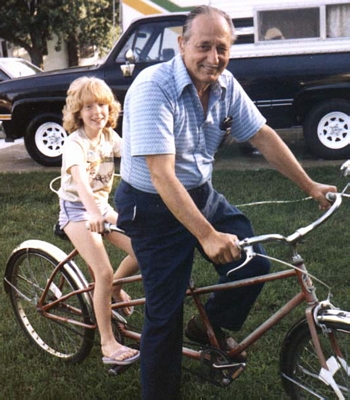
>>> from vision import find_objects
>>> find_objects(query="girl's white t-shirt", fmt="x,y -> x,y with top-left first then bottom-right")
59,128 -> 122,205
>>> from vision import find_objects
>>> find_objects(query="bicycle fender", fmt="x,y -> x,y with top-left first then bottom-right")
4,240 -> 93,311
281,316 -> 307,349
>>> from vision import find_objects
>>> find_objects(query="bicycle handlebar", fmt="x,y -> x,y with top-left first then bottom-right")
238,192 -> 343,249
101,191 -> 347,277
104,192 -> 345,247
86,221 -> 125,234
102,223 -> 125,235
227,191 -> 346,275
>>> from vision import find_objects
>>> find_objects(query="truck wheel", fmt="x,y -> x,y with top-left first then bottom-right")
303,99 -> 350,160
25,113 -> 67,167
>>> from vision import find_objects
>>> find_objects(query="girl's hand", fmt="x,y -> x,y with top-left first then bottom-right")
86,214 -> 106,233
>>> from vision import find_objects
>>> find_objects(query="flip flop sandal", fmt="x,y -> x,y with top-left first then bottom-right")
102,346 -> 140,365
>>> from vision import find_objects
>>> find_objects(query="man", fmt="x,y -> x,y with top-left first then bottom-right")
115,6 -> 336,399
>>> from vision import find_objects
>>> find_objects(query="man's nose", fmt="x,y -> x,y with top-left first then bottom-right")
207,47 -> 219,63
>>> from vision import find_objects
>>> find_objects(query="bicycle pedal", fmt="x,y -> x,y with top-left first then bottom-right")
229,363 -> 246,381
107,364 -> 132,376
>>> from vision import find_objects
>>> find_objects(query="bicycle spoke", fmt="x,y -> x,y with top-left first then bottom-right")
6,246 -> 95,362
281,318 -> 350,399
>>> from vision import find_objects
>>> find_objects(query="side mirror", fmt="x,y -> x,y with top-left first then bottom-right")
125,49 -> 135,63
121,49 -> 135,77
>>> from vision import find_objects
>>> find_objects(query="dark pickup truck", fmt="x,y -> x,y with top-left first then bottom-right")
0,12 -> 350,166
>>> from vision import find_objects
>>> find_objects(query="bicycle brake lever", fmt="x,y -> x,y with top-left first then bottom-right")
226,245 -> 256,276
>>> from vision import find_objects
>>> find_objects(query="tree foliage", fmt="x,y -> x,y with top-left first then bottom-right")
0,0 -> 118,68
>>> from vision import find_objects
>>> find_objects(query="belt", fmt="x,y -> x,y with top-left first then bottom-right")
187,181 -> 210,195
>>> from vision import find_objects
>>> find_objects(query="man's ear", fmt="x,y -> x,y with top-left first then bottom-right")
178,36 -> 184,55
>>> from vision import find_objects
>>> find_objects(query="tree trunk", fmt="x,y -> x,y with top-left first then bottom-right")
67,35 -> 79,67
28,29 -> 46,69
28,47 -> 44,69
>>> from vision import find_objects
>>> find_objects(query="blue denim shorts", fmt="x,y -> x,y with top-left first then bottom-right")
59,199 -> 113,229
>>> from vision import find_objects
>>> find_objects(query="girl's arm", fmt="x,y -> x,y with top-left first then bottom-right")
70,164 -> 106,233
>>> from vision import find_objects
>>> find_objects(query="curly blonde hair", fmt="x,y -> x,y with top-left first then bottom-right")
62,76 -> 121,137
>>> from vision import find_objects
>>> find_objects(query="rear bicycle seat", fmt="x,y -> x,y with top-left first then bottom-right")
53,221 -> 69,241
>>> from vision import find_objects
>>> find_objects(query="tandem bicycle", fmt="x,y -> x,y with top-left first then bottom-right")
3,161 -> 350,399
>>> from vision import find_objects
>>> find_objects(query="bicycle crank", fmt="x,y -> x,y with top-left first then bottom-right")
199,347 -> 246,386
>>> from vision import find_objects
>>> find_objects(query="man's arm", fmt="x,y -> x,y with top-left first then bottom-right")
250,125 -> 337,209
146,154 -> 241,264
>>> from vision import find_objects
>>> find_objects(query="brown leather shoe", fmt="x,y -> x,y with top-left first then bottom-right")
185,315 -> 247,362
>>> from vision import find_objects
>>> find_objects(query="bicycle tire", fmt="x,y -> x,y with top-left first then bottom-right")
5,241 -> 95,363
280,316 -> 349,399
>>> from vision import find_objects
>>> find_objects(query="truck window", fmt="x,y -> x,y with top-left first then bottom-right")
116,21 -> 182,63
148,25 -> 182,61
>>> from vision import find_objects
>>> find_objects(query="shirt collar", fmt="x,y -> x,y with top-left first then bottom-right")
173,54 -> 227,101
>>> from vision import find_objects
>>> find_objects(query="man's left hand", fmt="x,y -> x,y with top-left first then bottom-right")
308,182 -> 337,210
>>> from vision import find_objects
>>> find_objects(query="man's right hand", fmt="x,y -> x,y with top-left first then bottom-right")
200,231 -> 242,265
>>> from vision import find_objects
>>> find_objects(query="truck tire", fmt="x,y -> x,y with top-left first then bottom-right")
303,99 -> 350,160
24,113 -> 67,167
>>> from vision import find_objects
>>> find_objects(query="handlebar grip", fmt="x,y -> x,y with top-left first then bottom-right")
85,221 -> 111,233
104,222 -> 112,233
326,192 -> 337,202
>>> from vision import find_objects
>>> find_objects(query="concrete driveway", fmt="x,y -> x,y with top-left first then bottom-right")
0,131 -> 344,173
0,138 -> 60,173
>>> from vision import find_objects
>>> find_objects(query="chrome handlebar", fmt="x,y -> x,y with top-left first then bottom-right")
229,190 -> 348,276
104,192 -> 345,251
237,192 -> 343,250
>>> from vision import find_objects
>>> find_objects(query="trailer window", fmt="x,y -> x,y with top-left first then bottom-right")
257,7 -> 319,42
326,4 -> 350,38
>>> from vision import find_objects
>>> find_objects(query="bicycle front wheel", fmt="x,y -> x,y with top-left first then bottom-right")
280,317 -> 350,399
4,241 -> 95,363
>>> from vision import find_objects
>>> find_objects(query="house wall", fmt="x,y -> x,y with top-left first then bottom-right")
11,34 -> 99,71
43,38 -> 69,71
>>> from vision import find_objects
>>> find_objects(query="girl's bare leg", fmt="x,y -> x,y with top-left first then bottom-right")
105,211 -> 139,315
64,220 -> 138,361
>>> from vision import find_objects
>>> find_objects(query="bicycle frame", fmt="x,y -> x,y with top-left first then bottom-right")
19,183 -> 347,397
35,241 -> 324,366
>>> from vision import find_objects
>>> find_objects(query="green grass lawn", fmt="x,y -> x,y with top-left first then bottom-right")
0,165 -> 349,399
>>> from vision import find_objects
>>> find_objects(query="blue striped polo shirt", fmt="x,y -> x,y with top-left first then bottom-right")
121,54 -> 266,193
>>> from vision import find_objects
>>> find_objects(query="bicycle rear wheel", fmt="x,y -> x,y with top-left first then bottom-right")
4,241 -> 95,363
280,317 -> 349,399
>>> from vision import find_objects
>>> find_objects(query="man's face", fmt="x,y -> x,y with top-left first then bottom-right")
178,13 -> 232,89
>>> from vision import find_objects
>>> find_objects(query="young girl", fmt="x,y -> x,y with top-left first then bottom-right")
58,76 -> 139,366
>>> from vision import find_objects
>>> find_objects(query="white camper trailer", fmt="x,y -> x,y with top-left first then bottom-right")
120,0 -> 350,51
